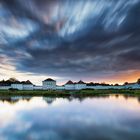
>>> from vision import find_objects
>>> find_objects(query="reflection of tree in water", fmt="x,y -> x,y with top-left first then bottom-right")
137,97 -> 140,104
77,97 -> 87,102
123,95 -> 129,100
88,95 -> 110,99
122,95 -> 140,105
115,94 -> 119,98
0,96 -> 31,104
66,96 -> 85,102
67,96 -> 74,102
67,95 -> 110,103
43,97 -> 56,105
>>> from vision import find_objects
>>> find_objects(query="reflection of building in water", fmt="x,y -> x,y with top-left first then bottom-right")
0,96 -> 31,103
67,96 -> 74,102
11,96 -> 31,102
43,97 -> 56,104
76,97 -> 86,102
0,97 -> 11,102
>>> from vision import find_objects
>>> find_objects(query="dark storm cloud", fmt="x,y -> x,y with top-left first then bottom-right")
0,0 -> 140,78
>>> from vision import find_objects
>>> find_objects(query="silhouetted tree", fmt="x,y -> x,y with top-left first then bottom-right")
8,78 -> 18,82
137,78 -> 140,84
114,84 -> 119,86
124,82 -> 128,85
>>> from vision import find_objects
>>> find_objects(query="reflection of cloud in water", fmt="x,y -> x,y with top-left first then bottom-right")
0,97 -> 47,129
0,95 -> 140,140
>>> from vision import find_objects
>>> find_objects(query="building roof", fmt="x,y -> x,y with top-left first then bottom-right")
11,81 -> 22,84
43,78 -> 56,82
21,80 -> 33,85
65,80 -> 74,85
126,82 -> 137,86
77,80 -> 85,84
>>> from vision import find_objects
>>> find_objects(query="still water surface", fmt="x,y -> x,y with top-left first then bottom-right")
0,95 -> 140,140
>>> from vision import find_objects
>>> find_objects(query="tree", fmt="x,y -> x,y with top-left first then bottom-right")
114,84 -> 119,86
124,82 -> 128,85
8,78 -> 18,82
137,78 -> 140,84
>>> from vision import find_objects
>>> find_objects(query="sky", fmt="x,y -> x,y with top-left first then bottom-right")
0,0 -> 140,85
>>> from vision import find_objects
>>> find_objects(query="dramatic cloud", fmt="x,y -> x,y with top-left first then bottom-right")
0,0 -> 140,83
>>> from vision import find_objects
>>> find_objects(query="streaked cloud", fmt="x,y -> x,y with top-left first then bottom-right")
0,0 -> 140,84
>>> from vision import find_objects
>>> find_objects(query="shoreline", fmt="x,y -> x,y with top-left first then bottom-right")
0,89 -> 140,97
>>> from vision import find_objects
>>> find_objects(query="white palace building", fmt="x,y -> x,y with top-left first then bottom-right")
0,78 -> 140,90
42,78 -> 56,90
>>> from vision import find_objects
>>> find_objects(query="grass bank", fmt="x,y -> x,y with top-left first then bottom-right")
0,89 -> 140,97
